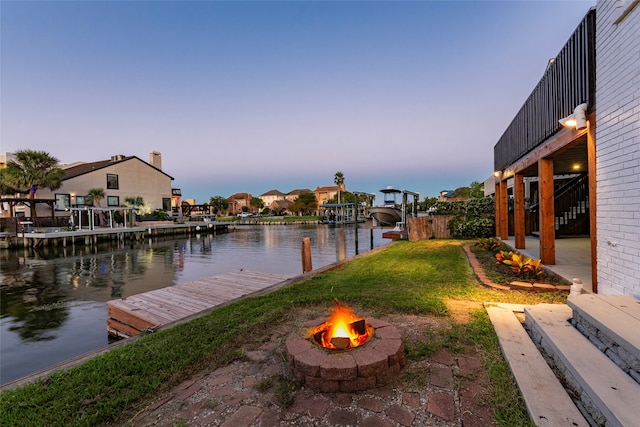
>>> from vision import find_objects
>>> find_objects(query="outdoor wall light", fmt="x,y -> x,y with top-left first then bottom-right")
559,103 -> 588,130
494,171 -> 501,178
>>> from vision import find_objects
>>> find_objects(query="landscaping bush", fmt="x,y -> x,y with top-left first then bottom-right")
432,197 -> 495,238
451,218 -> 495,239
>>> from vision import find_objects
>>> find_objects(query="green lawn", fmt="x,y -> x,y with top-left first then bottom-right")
0,240 -> 566,426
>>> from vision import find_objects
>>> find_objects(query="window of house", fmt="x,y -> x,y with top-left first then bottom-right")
162,198 -> 171,211
107,196 -> 119,206
55,194 -> 71,210
107,174 -> 119,190
75,196 -> 86,206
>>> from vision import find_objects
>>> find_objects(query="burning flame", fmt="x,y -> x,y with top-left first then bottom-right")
308,299 -> 373,350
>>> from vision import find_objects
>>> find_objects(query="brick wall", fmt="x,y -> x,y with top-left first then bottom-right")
596,0 -> 640,296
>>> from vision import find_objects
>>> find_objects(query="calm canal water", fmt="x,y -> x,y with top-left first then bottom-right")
0,224 -> 388,385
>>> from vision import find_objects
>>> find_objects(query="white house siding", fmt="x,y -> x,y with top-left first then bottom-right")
596,0 -> 640,296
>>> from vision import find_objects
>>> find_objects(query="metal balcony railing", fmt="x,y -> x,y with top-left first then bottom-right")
494,8 -> 596,172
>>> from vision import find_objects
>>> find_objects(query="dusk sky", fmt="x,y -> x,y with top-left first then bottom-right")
1,1 -> 595,202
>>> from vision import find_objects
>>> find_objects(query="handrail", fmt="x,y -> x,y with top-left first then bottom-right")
528,174 -> 589,235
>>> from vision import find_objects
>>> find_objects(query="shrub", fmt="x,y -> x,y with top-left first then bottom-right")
451,218 -> 495,239
151,209 -> 169,221
476,237 -> 501,252
433,197 -> 495,239
495,250 -> 544,279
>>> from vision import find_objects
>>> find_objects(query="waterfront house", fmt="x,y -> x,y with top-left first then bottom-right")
227,192 -> 253,215
438,190 -> 470,203
269,199 -> 293,215
313,185 -> 343,206
258,189 -> 286,207
284,188 -> 313,202
16,152 -> 174,218
493,1 -> 639,296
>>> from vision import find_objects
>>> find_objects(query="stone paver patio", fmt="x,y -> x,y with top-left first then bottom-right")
127,314 -> 496,426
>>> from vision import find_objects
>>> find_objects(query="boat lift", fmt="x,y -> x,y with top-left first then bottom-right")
400,190 -> 420,226
352,191 -> 376,221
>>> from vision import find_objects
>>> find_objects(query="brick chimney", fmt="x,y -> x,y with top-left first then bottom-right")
149,151 -> 162,170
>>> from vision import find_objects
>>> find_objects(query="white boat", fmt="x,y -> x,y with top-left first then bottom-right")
369,187 -> 403,226
368,206 -> 402,226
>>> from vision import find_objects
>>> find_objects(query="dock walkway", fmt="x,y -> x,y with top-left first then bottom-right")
4,221 -> 230,249
107,270 -> 290,338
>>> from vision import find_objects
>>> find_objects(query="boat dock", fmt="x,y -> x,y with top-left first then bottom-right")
2,221 -> 230,249
106,269 -> 290,338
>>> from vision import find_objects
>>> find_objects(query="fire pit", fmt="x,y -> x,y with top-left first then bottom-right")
286,300 -> 406,392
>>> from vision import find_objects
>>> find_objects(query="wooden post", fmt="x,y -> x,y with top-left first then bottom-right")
301,237 -> 313,273
353,206 -> 359,255
539,158 -> 555,264
336,229 -> 345,262
499,180 -> 509,240
514,173 -> 525,249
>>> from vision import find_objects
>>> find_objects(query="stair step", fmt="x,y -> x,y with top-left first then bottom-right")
567,294 -> 640,362
486,305 -> 588,426
525,304 -> 640,426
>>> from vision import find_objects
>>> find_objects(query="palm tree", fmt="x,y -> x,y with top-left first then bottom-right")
334,171 -> 345,204
0,150 -> 64,198
86,188 -> 106,226
86,188 -> 105,207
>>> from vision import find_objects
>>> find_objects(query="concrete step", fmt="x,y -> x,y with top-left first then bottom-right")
486,304 -> 588,426
525,303 -> 640,426
567,294 -> 640,383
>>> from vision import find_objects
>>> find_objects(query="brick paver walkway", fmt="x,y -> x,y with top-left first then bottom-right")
129,315 -> 496,426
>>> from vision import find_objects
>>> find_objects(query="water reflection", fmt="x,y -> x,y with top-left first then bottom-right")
0,224 -> 386,384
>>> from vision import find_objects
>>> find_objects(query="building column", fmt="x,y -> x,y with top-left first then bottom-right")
588,118 -> 598,292
539,158 -> 555,264
498,180 -> 509,240
514,173 -> 525,249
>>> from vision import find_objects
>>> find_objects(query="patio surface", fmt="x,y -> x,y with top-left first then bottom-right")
500,236 -> 592,291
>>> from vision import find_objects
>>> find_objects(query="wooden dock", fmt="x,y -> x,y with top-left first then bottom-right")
107,270 -> 290,338
5,221 -> 230,249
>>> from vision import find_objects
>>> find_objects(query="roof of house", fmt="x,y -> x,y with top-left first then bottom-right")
228,192 -> 252,200
260,189 -> 285,197
314,185 -> 341,192
61,155 -> 174,180
287,189 -> 312,195
270,199 -> 292,209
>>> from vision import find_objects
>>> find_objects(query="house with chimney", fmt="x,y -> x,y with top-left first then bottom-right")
313,185 -> 343,206
29,151 -> 174,216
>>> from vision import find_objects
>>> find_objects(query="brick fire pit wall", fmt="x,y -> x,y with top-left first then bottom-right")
286,317 -> 406,392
